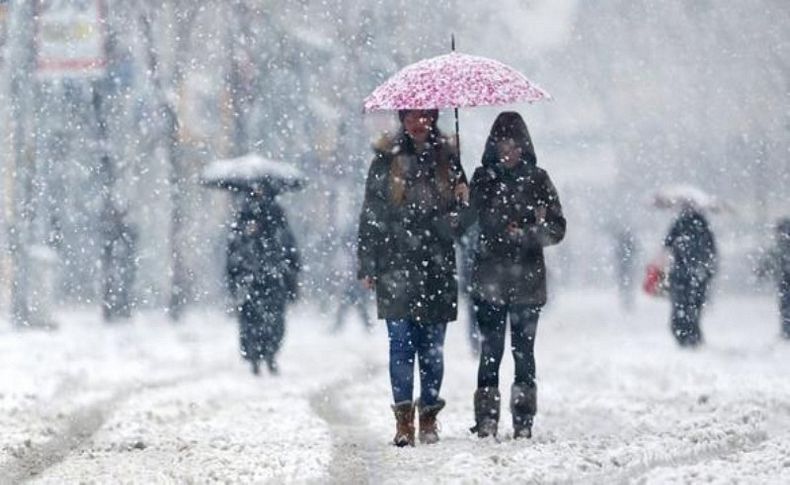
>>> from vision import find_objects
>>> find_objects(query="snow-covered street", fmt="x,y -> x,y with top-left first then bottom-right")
1,290 -> 788,484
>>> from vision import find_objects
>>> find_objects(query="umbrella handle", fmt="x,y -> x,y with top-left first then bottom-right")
454,106 -> 461,164
451,34 -> 462,178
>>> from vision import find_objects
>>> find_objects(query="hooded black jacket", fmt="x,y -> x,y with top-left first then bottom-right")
464,128 -> 565,306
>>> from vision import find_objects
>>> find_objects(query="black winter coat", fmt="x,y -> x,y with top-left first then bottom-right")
664,208 -> 717,287
465,160 -> 565,306
227,200 -> 301,305
357,132 -> 466,323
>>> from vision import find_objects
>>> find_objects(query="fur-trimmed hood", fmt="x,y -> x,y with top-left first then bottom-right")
371,130 -> 458,158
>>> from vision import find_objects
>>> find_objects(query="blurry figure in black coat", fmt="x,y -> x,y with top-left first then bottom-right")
756,218 -> 790,339
663,206 -> 717,347
227,186 -> 301,375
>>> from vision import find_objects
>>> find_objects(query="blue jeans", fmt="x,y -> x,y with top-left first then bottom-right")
386,319 -> 447,406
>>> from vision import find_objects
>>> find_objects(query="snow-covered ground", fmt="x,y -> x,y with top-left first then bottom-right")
1,290 -> 788,484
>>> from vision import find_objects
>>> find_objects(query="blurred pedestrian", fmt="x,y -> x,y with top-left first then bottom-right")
663,205 -> 717,347
332,229 -> 373,333
463,112 -> 566,440
756,217 -> 790,339
357,109 -> 468,446
613,227 -> 638,311
458,224 -> 481,354
227,186 -> 301,375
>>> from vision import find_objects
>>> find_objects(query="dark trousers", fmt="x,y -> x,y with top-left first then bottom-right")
475,300 -> 541,389
386,319 -> 447,406
239,297 -> 285,363
670,278 -> 708,347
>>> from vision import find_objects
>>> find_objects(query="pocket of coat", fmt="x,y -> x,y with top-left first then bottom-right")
379,270 -> 410,293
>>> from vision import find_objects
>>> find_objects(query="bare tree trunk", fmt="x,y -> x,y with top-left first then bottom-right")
4,0 -> 36,328
139,1 -> 199,321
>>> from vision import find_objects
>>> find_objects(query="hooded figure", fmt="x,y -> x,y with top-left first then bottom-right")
357,109 -> 468,447
227,189 -> 301,375
463,111 -> 566,440
664,206 -> 717,347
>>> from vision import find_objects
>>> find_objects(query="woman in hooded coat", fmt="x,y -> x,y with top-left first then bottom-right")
465,112 -> 566,439
357,109 -> 468,447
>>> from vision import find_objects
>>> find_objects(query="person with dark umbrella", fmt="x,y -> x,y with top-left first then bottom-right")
663,204 -> 718,347
227,185 -> 301,375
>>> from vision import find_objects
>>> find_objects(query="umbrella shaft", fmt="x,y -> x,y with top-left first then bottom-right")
454,107 -> 461,162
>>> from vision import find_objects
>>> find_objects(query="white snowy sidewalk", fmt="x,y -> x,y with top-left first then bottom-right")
1,290 -> 789,483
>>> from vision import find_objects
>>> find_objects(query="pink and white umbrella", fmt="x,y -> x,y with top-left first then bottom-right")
363,52 -> 551,112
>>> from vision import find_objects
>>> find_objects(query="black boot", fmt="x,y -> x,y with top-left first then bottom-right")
511,383 -> 536,439
265,355 -> 279,375
250,360 -> 260,376
417,398 -> 445,444
471,387 -> 500,438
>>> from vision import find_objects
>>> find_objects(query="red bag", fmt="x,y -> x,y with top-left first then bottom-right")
642,263 -> 668,297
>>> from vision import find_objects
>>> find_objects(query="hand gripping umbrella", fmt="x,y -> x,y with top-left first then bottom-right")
363,35 -> 551,162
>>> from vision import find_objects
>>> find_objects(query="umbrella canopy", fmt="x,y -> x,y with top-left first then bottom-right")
201,154 -> 306,194
363,52 -> 551,112
652,184 -> 729,213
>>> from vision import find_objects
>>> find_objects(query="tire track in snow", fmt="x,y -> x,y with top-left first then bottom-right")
0,367 -> 233,483
583,423 -> 769,484
309,361 -> 385,484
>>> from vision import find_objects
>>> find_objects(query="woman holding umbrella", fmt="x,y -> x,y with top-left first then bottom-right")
361,42 -> 552,445
466,112 -> 566,440
357,109 -> 468,447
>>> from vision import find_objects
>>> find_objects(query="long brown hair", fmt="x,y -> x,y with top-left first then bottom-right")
389,113 -> 455,207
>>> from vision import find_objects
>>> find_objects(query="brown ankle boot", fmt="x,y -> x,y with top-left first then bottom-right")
417,398 -> 445,444
391,401 -> 415,447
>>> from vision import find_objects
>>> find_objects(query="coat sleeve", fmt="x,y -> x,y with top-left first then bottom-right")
706,227 -> 719,278
526,170 -> 566,248
756,249 -> 779,280
456,167 -> 485,234
281,220 -> 301,301
357,154 -> 389,280
439,151 -> 473,240
226,233 -> 246,298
